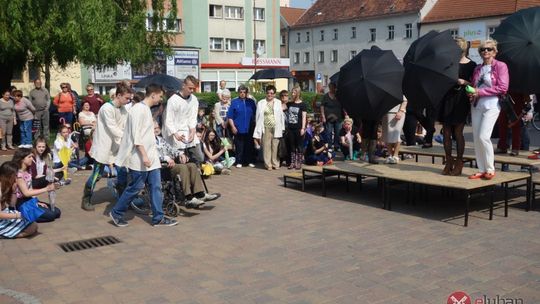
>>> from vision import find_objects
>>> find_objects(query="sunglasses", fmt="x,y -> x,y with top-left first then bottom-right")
61,86 -> 68,89
479,47 -> 494,52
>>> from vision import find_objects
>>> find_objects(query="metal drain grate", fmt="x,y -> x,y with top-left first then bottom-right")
58,236 -> 121,252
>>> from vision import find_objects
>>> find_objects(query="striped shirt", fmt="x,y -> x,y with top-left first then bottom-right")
0,208 -> 31,238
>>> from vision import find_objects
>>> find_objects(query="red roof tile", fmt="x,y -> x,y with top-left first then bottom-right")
423,0 -> 540,23
292,0 -> 427,29
281,7 -> 306,26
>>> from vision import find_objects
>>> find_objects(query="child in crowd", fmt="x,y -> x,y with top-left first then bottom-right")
52,125 -> 79,183
12,148 -> 60,223
306,123 -> 335,166
202,129 -> 235,174
375,126 -> 388,159
31,136 -> 65,189
0,161 -> 38,238
339,118 -> 361,160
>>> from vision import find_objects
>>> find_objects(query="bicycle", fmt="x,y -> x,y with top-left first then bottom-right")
531,112 -> 540,131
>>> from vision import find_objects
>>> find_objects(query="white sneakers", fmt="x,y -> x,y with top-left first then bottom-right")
236,163 -> 255,168
384,156 -> 399,164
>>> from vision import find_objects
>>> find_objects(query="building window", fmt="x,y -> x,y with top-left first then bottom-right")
254,7 -> 265,21
304,52 -> 310,64
369,28 -> 376,42
281,35 -> 286,46
225,38 -> 244,51
488,26 -> 497,38
254,39 -> 265,54
224,6 -> 243,19
388,25 -> 394,40
320,30 -> 324,41
318,51 -> 324,63
306,31 -> 310,42
351,26 -> 356,39
146,17 -> 182,32
296,32 -> 301,43
331,50 -> 338,62
333,28 -> 338,40
294,52 -> 300,64
350,50 -> 357,60
209,37 -> 223,50
405,23 -> 413,39
450,29 -> 458,39
209,4 -> 223,18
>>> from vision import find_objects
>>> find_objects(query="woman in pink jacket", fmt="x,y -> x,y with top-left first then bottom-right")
468,39 -> 509,180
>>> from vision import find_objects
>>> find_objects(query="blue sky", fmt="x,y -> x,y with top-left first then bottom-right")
290,0 -> 313,9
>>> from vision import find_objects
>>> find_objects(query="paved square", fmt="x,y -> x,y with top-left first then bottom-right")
1,155 -> 539,304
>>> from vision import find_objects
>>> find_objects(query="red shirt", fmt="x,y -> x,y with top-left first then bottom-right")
83,94 -> 104,115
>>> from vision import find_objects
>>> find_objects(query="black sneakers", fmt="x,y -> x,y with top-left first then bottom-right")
152,217 -> 178,227
109,212 -> 128,227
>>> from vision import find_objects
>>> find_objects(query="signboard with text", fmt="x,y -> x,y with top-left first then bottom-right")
459,22 -> 487,64
241,57 -> 290,67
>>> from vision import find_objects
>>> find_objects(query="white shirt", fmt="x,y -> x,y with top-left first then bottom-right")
476,65 -> 500,110
163,93 -> 199,149
53,135 -> 75,163
90,102 -> 128,164
115,102 -> 160,171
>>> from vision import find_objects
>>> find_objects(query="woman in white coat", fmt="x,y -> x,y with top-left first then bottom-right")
253,85 -> 285,170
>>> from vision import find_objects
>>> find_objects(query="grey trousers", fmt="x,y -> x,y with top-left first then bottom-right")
34,110 -> 50,140
0,117 -> 14,147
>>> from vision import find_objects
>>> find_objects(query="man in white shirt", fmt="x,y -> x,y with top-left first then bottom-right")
110,84 -> 178,227
163,75 -> 204,162
81,82 -> 131,211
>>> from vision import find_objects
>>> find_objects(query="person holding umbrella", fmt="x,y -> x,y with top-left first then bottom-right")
438,37 -> 477,176
468,39 -> 509,180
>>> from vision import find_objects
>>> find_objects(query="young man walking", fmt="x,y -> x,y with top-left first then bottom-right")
110,84 -> 177,227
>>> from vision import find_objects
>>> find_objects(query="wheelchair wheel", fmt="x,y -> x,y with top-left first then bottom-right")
164,201 -> 179,217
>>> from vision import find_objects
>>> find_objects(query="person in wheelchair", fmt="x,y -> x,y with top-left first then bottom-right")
155,121 -> 220,208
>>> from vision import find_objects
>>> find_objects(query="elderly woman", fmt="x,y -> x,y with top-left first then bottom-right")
78,101 -> 97,138
13,90 -> 35,148
254,85 -> 285,170
468,39 -> 509,180
382,97 -> 407,164
0,90 -> 15,150
438,37 -> 477,175
213,88 -> 231,138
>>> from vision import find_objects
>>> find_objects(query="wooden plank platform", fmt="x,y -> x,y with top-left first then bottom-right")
321,160 -> 530,226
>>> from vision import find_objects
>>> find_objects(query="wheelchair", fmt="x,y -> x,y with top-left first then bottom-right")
139,162 -> 210,217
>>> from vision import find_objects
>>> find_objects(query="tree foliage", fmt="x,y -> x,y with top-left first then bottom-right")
0,0 -> 177,91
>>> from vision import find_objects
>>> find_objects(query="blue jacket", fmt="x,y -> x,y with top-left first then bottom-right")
227,97 -> 256,134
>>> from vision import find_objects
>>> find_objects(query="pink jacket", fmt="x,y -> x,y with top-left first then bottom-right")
471,58 -> 509,97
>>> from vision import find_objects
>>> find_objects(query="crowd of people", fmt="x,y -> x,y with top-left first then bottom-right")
1,36 -> 539,237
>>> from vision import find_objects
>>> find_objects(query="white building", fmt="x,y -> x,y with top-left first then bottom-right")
289,0 -> 438,92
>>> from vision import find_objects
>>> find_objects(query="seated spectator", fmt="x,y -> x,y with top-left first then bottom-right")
12,148 -> 60,223
306,123 -> 335,165
31,136 -> 65,189
154,121 -> 219,208
339,118 -> 361,160
77,101 -> 97,138
0,161 -> 38,238
202,129 -> 235,174
52,125 -> 80,182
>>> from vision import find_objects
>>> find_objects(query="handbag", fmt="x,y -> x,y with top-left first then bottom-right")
498,94 -> 519,127
19,198 -> 45,223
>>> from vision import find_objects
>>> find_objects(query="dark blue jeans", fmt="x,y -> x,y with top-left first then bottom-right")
111,168 -> 164,224
325,120 -> 342,149
19,120 -> 33,145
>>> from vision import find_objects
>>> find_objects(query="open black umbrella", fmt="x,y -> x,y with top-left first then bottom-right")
249,68 -> 293,80
134,74 -> 183,92
337,46 -> 404,120
403,30 -> 461,111
329,72 -> 340,85
492,6 -> 540,94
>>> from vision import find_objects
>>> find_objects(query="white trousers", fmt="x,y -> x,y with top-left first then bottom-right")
471,105 -> 500,173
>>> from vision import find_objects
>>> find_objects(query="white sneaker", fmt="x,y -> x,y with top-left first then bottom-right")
392,156 -> 400,164
236,164 -> 243,168
202,193 -> 221,202
384,157 -> 392,164
68,167 -> 78,174
248,163 -> 255,168
186,197 -> 205,208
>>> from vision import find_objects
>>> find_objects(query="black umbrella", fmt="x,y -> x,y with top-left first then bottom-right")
492,6 -> 540,94
403,30 -> 461,111
337,46 -> 404,120
249,68 -> 293,80
330,72 -> 340,85
134,74 -> 183,92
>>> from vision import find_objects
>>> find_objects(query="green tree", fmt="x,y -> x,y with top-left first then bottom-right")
0,0 -> 176,92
